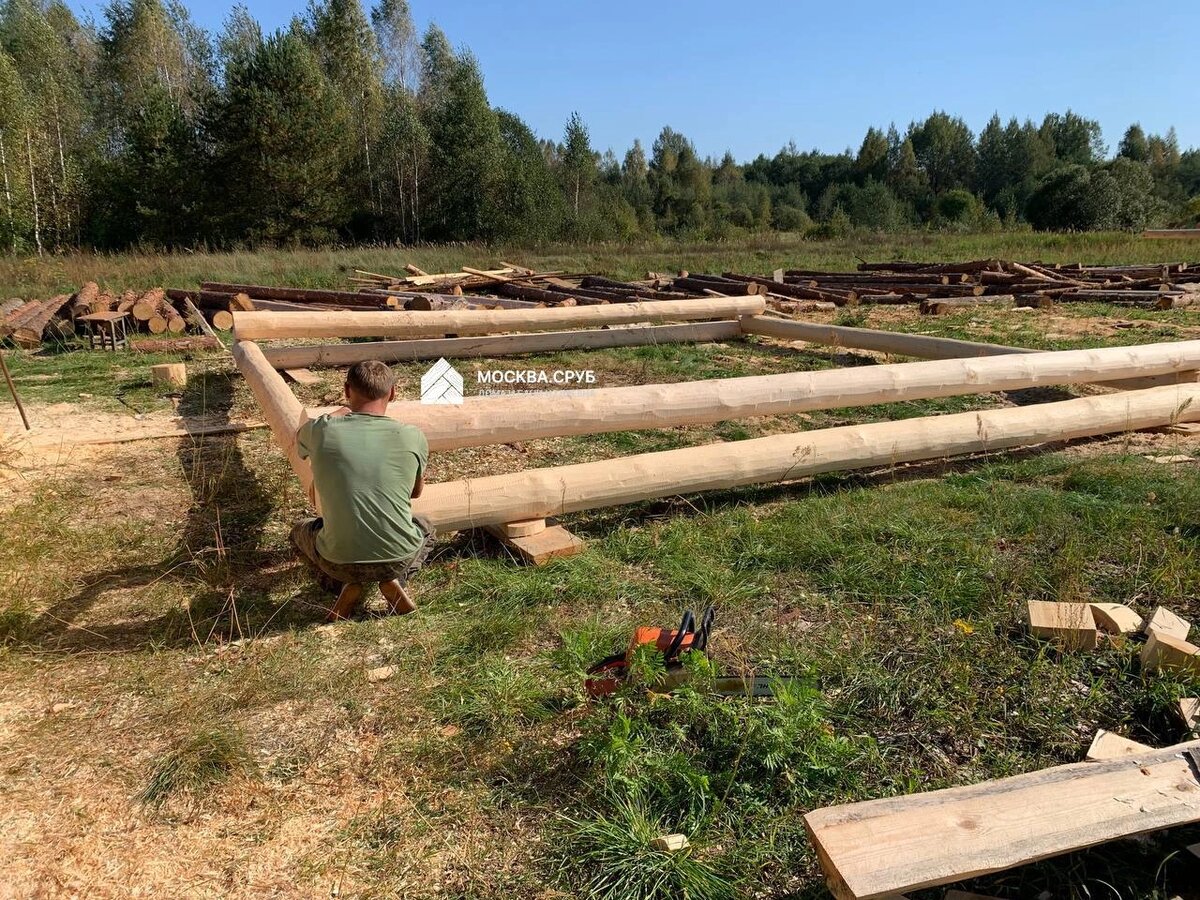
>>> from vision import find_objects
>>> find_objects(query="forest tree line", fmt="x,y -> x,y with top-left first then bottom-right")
2,0 -> 1199,254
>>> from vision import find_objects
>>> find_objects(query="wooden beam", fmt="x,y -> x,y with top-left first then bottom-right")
232,296 -> 765,341
1027,601 -> 1098,651
260,321 -> 744,369
408,384 -> 1200,532
740,316 -> 1198,390
1143,606 -> 1191,641
232,341 -> 316,509
803,739 -> 1200,899
304,340 -> 1200,453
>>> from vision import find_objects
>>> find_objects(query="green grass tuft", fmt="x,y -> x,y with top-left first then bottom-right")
137,726 -> 257,808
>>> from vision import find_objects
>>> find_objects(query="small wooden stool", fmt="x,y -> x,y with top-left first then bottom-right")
78,311 -> 130,350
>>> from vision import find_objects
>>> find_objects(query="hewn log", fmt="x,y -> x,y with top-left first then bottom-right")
742,316 -> 1023,359
496,282 -> 595,305
804,738 -> 1200,900
395,292 -> 544,310
407,384 -> 1200,531
232,296 -> 766,341
304,340 -> 1200,453
261,321 -> 744,369
232,340 -> 316,508
740,316 -> 1193,390
201,282 -> 389,308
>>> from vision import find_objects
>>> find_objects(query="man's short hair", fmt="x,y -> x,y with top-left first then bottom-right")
346,360 -> 395,401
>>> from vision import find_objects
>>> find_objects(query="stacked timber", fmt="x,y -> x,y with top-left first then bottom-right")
685,259 -> 1200,312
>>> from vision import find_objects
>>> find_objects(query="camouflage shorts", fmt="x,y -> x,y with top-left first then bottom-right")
290,515 -> 436,592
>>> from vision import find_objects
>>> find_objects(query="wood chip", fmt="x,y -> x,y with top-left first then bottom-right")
650,834 -> 689,852
1085,729 -> 1152,760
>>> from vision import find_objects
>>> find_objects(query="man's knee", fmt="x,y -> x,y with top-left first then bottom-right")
290,517 -> 322,561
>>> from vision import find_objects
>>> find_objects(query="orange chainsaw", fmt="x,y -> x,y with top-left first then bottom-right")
585,607 -> 716,698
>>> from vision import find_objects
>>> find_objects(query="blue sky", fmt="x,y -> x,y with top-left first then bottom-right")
69,0 -> 1198,161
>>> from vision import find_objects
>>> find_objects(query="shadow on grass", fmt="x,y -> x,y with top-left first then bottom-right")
25,367 -> 331,652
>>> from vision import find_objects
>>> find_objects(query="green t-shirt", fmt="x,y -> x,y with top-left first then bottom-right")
297,412 -> 429,565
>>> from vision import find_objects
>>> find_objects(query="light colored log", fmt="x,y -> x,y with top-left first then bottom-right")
232,341 -> 316,509
306,340 -> 1200,453
150,363 -> 187,389
408,384 -> 1200,532
261,321 -> 744,369
232,296 -> 765,341
803,739 -> 1200,899
740,316 -> 1198,390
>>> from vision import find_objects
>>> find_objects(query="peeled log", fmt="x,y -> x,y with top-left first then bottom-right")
232,340 -> 316,508
407,384 -> 1200,531
232,296 -> 766,341
740,316 -> 1192,391
308,340 -> 1200,452
261,321 -> 744,369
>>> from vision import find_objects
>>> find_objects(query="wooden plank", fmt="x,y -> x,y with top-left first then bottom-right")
1085,729 -> 1153,760
283,368 -> 323,386
803,739 -> 1200,900
1027,601 -> 1098,650
484,523 -> 584,565
1089,603 -> 1143,635
1140,630 -> 1200,675
1143,606 -> 1191,641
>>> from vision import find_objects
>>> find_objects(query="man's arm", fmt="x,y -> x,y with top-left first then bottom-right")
412,472 -> 424,499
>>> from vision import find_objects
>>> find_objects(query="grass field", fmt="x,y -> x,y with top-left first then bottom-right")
2,233 -> 1200,898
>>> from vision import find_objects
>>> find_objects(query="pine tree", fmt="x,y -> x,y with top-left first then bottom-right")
308,0 -> 384,233
853,126 -> 889,184
207,30 -> 351,243
1118,124 -> 1149,162
423,52 -> 503,239
907,111 -> 975,194
495,109 -> 563,242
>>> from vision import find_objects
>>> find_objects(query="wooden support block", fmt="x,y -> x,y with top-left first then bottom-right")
1143,606 -> 1191,641
484,523 -> 584,565
650,834 -> 689,852
1140,630 -> 1200,675
1180,698 -> 1199,736
490,518 -> 547,539
1085,729 -> 1153,760
1027,601 -> 1098,650
803,739 -> 1200,900
283,367 -> 323,386
1089,603 -> 1143,635
150,362 -> 187,389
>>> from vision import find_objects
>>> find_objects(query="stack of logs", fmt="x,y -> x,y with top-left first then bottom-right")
677,260 -> 1200,314
1,282 -> 227,352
